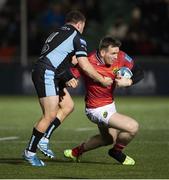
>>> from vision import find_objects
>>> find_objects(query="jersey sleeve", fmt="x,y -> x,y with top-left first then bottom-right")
73,34 -> 88,58
123,52 -> 144,84
123,53 -> 134,69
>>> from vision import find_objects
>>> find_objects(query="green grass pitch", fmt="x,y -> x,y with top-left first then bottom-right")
0,95 -> 169,179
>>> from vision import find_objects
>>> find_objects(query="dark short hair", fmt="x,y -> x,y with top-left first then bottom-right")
65,10 -> 86,24
99,36 -> 121,51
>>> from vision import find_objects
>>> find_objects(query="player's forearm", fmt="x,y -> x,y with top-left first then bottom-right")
78,57 -> 104,83
81,62 -> 104,82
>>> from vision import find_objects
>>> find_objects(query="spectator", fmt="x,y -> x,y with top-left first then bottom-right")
108,15 -> 129,41
39,2 -> 65,29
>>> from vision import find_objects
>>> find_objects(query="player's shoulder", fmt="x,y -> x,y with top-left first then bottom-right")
63,24 -> 87,47
79,37 -> 87,47
60,24 -> 75,31
60,24 -> 83,40
74,31 -> 87,46
88,50 -> 97,62
88,50 -> 96,57
58,24 -> 74,35
118,50 -> 133,62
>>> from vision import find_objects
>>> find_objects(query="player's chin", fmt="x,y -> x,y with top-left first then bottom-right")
105,63 -> 112,67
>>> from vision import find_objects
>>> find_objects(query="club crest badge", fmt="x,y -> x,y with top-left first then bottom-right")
112,67 -> 119,75
103,111 -> 108,118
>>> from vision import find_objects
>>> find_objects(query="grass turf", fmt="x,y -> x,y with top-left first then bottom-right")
0,96 -> 169,179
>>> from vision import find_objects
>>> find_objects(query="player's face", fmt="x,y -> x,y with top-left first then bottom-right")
103,46 -> 119,65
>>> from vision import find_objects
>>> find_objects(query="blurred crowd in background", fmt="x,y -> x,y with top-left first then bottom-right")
0,0 -> 169,64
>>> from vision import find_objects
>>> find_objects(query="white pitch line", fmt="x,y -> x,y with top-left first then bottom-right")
75,127 -> 96,131
0,136 -> 19,141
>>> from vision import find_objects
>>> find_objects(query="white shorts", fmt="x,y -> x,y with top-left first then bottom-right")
85,102 -> 117,126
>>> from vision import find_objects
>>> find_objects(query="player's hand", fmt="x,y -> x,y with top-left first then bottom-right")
115,76 -> 132,87
101,77 -> 113,87
71,55 -> 78,66
65,78 -> 79,88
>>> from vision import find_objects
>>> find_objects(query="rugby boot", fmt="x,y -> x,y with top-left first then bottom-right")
108,148 -> 135,165
23,151 -> 45,167
64,149 -> 81,162
37,138 -> 55,159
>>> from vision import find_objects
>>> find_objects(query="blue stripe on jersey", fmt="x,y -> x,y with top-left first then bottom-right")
75,51 -> 87,56
47,31 -> 77,68
80,39 -> 87,46
44,70 -> 57,96
125,54 -> 133,62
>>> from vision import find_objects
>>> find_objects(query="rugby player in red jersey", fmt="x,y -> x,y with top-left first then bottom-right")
64,36 -> 144,165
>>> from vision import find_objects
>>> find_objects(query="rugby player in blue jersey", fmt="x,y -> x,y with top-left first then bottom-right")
23,10 -> 112,167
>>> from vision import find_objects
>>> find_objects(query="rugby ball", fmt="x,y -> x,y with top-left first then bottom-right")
117,67 -> 133,79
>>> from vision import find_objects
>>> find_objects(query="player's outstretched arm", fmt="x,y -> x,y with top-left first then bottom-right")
77,56 -> 113,87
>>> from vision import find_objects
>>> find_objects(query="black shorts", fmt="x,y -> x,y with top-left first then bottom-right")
32,63 -> 60,98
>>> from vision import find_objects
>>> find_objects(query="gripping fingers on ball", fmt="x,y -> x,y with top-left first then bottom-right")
115,78 -> 132,87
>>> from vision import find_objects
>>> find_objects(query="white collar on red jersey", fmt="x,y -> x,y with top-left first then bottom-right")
96,50 -> 105,64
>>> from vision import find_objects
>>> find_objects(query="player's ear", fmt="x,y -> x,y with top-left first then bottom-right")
100,49 -> 106,57
76,22 -> 80,28
77,21 -> 83,30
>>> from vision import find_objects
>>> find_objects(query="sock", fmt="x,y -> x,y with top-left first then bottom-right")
44,117 -> 61,139
108,143 -> 126,163
72,143 -> 85,157
112,143 -> 126,153
26,128 -> 44,153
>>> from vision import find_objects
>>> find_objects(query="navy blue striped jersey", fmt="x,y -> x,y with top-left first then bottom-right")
38,24 -> 87,72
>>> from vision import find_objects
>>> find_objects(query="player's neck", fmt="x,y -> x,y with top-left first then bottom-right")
66,23 -> 81,33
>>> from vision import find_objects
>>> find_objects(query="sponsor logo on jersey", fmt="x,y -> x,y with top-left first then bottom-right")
112,67 -> 119,75
61,26 -> 70,30
45,32 -> 59,43
125,54 -> 133,62
103,111 -> 108,118
80,39 -> 87,46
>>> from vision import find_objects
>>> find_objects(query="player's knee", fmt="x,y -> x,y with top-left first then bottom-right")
129,121 -> 139,136
45,111 -> 58,122
68,101 -> 74,113
63,101 -> 74,115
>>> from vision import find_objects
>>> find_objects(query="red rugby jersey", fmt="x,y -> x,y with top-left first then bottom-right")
71,50 -> 134,108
